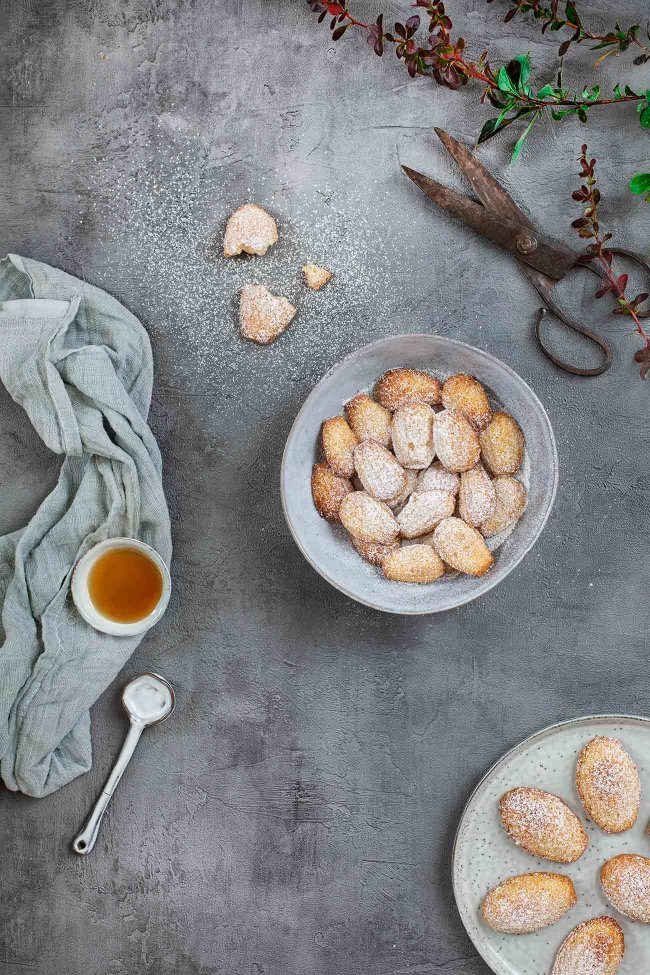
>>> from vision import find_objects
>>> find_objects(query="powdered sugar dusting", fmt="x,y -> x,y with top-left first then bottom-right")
85,127 -> 411,412
500,787 -> 588,862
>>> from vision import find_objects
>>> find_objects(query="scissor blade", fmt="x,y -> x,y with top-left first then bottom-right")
402,164 -> 577,281
433,127 -> 536,231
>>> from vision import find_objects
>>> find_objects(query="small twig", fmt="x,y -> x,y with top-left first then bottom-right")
571,145 -> 650,378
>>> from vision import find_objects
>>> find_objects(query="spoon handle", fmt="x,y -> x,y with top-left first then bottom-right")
72,721 -> 144,855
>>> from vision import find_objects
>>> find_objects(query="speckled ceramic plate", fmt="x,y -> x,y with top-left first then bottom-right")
281,334 -> 558,614
452,714 -> 650,975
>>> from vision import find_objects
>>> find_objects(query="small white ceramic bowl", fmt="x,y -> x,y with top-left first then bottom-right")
71,538 -> 171,636
281,334 -> 558,614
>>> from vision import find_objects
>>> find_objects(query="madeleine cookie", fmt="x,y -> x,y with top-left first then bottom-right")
391,403 -> 436,469
224,204 -> 278,257
415,461 -> 460,496
458,465 -> 496,528
576,737 -> 640,833
382,544 -> 444,583
479,412 -> 525,476
552,917 -> 624,975
481,872 -> 577,934
374,368 -> 441,411
397,490 -> 456,539
432,517 -> 493,577
339,492 -> 399,545
387,469 -> 417,508
311,463 -> 352,522
239,284 -> 296,344
351,535 -> 399,566
442,374 -> 492,431
345,393 -> 392,447
321,416 -> 358,478
480,476 -> 527,537
302,263 -> 332,290
433,410 -> 481,472
499,787 -> 588,863
353,441 -> 407,503
601,854 -> 650,923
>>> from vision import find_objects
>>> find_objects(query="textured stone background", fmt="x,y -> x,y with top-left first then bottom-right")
1,1 -> 649,973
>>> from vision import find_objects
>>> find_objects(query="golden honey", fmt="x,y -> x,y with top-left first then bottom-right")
87,547 -> 163,623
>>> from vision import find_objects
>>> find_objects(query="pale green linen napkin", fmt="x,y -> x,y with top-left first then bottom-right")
0,254 -> 171,797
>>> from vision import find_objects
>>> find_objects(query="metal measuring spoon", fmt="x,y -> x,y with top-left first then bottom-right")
72,673 -> 175,855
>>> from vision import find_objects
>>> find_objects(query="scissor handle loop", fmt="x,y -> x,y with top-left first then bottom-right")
534,300 -> 613,378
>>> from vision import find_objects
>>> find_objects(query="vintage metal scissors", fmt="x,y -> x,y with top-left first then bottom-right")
403,127 -> 650,377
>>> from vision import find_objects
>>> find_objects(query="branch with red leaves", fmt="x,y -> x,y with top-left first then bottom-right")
307,2 -> 650,159
571,145 -> 650,379
489,0 -> 650,66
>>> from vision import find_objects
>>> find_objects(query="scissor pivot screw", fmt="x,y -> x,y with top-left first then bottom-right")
516,234 -> 538,255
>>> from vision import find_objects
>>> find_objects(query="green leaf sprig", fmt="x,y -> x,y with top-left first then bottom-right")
307,2 -> 649,159
488,0 -> 650,66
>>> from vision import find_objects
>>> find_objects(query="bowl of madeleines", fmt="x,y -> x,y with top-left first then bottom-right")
281,334 -> 558,614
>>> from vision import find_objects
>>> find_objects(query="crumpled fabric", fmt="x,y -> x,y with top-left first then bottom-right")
0,254 -> 171,797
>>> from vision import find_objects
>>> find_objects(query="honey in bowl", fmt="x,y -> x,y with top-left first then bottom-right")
87,546 -> 163,624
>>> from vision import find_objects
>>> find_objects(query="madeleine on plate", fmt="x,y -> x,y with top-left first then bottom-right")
499,787 -> 588,863
551,917 -> 624,975
481,872 -> 577,934
576,736 -> 640,833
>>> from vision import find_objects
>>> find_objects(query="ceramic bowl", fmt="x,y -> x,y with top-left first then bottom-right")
281,334 -> 558,614
71,537 -> 171,636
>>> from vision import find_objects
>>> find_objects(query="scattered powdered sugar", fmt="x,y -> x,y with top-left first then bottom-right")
83,126 -> 412,411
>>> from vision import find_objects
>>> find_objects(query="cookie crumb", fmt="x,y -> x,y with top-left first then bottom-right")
302,263 -> 332,291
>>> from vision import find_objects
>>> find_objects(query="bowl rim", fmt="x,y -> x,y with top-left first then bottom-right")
281,334 -> 559,614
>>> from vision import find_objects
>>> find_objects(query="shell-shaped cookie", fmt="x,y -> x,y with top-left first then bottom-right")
480,477 -> 527,537
433,409 -> 481,473
479,412 -> 525,476
311,462 -> 352,522
345,393 -> 392,447
458,465 -> 496,528
601,854 -> 650,923
432,517 -> 493,577
321,416 -> 358,478
382,544 -> 444,583
391,404 -> 436,470
415,461 -> 460,496
551,917 -> 624,975
387,469 -> 417,508
397,490 -> 456,539
339,491 -> 399,545
481,872 -> 577,934
499,787 -> 588,864
351,535 -> 399,567
374,368 -> 441,412
576,737 -> 640,833
442,373 -> 492,431
353,441 -> 407,503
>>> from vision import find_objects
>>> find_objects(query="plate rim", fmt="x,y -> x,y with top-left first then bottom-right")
451,711 -> 650,975
281,333 -> 559,615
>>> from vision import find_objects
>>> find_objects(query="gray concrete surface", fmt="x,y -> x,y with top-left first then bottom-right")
1,1 -> 649,973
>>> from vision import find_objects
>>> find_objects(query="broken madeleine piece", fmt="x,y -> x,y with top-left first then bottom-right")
302,263 -> 332,291
224,203 -> 278,257
239,284 -> 296,345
